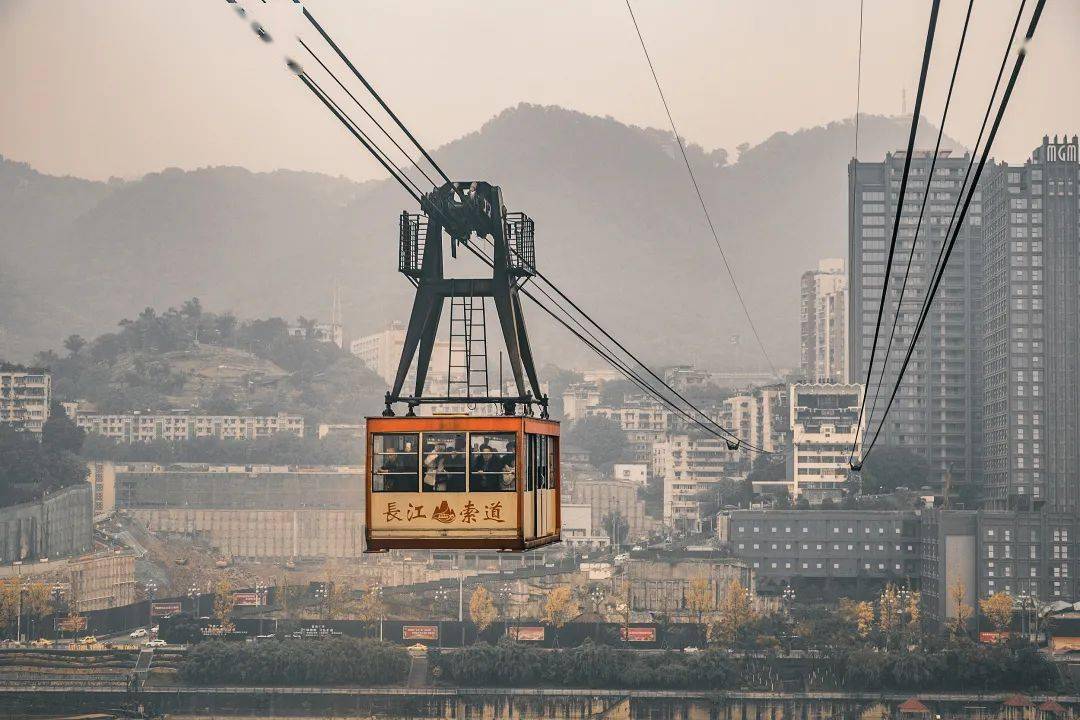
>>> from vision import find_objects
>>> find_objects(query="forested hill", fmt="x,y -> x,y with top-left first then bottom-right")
19,300 -> 385,425
1,105 -> 963,369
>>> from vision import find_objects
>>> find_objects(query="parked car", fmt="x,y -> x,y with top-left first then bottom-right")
30,638 -> 52,648
129,628 -> 148,639
146,638 -> 167,647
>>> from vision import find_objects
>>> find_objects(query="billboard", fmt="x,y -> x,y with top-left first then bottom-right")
402,625 -> 439,641
57,615 -> 87,631
506,626 -> 545,642
151,601 -> 183,617
620,626 -> 657,642
233,592 -> 260,606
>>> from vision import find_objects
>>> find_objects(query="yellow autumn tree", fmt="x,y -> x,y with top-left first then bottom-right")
543,586 -> 579,630
949,579 -> 973,633
212,578 -> 237,629
707,579 -> 756,646
325,581 -> 355,620
877,584 -> 901,635
469,586 -> 498,632
905,590 -> 922,628
839,598 -> 874,637
979,592 -> 1014,635
684,577 -> 715,624
0,578 -> 20,632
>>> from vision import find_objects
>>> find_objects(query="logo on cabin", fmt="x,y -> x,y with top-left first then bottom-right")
432,501 -> 456,524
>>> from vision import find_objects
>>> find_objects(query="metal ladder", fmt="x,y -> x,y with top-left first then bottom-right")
447,286 -> 490,400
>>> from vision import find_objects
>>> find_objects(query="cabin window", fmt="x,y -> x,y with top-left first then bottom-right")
470,433 -> 517,491
372,433 -> 419,492
422,432 -> 467,492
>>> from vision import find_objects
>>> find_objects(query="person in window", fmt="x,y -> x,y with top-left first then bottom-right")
473,443 -> 500,491
443,436 -> 467,491
423,441 -> 445,490
375,446 -> 398,492
499,438 -> 517,491
393,440 -> 418,491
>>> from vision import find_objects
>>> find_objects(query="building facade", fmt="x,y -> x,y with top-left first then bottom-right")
72,409 -> 304,443
656,434 -> 738,532
350,321 -> 450,387
569,478 -> 649,544
981,136 -> 1080,512
0,368 -> 51,434
849,150 -> 983,494
789,383 -> 863,502
801,259 -> 849,383
0,484 -> 93,563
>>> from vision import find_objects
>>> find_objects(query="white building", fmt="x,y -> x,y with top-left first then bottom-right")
656,434 -> 738,532
789,383 -> 863,503
800,258 -> 848,384
723,384 -> 789,454
0,368 -> 51,433
560,503 -> 611,551
71,409 -> 304,443
350,321 -> 450,387
562,382 -> 600,421
613,463 -> 648,487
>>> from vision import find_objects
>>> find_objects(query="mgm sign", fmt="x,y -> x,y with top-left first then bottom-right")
1043,142 -> 1079,163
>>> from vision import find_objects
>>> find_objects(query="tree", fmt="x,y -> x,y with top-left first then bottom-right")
684,578 -> 715,625
980,592 -> 1014,636
325,581 -> 354,620
212,579 -> 237,629
41,402 -> 85,455
708,580 -> 756,646
0,579 -> 20,634
355,585 -> 387,637
877,584 -> 901,637
469,587 -> 498,633
565,416 -> 630,467
905,590 -> 922,632
543,586 -> 579,640
22,582 -> 52,620
949,580 -> 973,634
602,511 -> 630,548
63,334 -> 87,356
860,447 -> 930,494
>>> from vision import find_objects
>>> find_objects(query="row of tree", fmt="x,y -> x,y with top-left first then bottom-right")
0,403 -> 87,505
179,638 -> 410,686
432,638 -> 739,689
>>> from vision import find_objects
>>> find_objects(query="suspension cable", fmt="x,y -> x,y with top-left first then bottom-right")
862,0 -> 1045,461
624,0 -> 779,380
849,0 -> 942,466
863,0 -> 975,451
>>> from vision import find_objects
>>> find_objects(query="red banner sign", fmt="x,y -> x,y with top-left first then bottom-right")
620,626 -> 657,642
507,626 -> 545,641
151,602 -> 183,617
403,625 -> 439,641
233,592 -> 260,606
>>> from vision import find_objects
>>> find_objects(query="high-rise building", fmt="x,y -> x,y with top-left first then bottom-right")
848,150 -> 983,493
801,259 -> 849,383
0,367 -> 51,434
981,135 -> 1080,512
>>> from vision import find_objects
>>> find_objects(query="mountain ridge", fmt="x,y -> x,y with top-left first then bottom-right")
1,105 -> 965,376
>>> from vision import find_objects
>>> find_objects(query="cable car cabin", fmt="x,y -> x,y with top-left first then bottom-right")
365,415 -> 560,552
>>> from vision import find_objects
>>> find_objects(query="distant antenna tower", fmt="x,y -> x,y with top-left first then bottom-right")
330,282 -> 342,326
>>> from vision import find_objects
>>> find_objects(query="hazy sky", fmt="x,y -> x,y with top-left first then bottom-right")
2,0 -> 1077,182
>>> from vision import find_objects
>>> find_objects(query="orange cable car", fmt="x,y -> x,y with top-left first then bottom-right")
366,181 -> 560,552
365,415 -> 559,551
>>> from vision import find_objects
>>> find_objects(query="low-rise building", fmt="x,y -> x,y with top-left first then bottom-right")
71,409 -> 304,443
0,550 -> 136,612
561,503 -> 611,551
625,556 -> 757,620
0,367 -> 51,434
727,509 -> 921,597
613,463 -> 648,487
